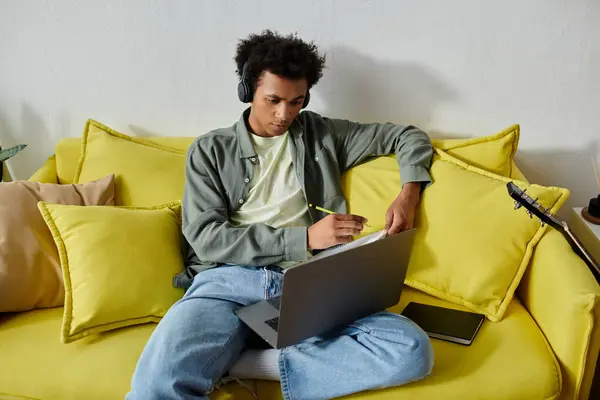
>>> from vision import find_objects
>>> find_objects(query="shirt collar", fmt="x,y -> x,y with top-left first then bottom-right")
235,107 -> 304,159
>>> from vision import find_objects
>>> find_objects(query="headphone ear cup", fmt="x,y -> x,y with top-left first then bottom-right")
302,91 -> 310,109
237,62 -> 253,103
237,80 -> 251,103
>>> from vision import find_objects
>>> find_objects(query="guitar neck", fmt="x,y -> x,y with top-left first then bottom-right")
506,181 -> 600,282
559,222 -> 600,281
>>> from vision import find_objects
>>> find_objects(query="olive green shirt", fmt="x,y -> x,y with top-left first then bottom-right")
174,108 -> 433,289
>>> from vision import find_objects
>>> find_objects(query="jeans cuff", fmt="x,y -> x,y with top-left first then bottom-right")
279,347 -> 292,400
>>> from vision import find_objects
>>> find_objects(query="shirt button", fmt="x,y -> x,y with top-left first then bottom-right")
239,199 -> 244,204
250,157 -> 257,162
244,178 -> 250,183
314,156 -> 319,161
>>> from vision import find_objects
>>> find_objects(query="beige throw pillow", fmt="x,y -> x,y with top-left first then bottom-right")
0,174 -> 115,312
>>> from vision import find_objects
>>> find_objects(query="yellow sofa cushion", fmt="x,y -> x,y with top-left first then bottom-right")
55,123 -> 516,185
255,289 -> 561,400
0,288 -> 560,400
29,154 -> 59,183
73,119 -> 189,206
344,149 -> 569,322
56,137 -> 85,184
37,201 -> 185,344
431,124 -> 519,177
518,228 -> 600,400
56,134 -> 195,185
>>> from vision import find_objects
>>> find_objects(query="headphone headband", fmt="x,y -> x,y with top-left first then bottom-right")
240,62 -> 250,82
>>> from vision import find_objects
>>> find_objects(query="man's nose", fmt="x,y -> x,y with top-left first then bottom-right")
275,103 -> 293,120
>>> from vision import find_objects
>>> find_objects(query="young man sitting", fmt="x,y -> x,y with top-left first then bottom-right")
127,30 -> 434,400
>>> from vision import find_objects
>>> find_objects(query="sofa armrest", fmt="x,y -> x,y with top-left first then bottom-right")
28,155 -> 58,184
518,229 -> 600,400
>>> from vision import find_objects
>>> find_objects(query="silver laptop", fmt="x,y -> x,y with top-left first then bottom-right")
234,228 -> 416,349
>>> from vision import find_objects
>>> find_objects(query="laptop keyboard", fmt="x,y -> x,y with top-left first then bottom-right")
265,317 -> 279,332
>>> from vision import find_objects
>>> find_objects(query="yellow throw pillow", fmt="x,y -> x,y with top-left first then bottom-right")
431,124 -> 519,177
73,119 -> 187,206
342,125 -> 520,236
344,149 -> 569,322
37,201 -> 185,343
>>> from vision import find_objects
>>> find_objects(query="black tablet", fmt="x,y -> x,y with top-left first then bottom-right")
402,302 -> 485,346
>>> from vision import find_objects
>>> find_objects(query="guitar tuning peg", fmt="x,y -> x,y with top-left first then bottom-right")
513,200 -> 522,210
526,210 -> 533,219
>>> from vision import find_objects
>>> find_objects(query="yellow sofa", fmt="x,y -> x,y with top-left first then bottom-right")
1,131 -> 599,400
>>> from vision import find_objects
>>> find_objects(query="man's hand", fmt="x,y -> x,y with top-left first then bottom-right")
308,214 -> 367,250
385,182 -> 421,235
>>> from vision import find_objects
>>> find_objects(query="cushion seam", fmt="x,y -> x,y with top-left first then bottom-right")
67,315 -> 164,343
72,119 -> 91,183
434,124 -> 518,151
88,119 -> 187,154
574,294 -> 599,399
525,298 -> 564,400
0,391 -> 41,400
433,125 -> 519,177
37,202 -> 75,343
508,125 -> 520,177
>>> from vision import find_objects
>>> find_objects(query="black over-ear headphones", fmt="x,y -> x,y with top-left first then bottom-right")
237,62 -> 310,108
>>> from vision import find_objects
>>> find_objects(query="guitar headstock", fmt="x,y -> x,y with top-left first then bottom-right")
506,182 -> 562,230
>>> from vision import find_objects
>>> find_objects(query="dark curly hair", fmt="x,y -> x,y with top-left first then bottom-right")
234,30 -> 326,91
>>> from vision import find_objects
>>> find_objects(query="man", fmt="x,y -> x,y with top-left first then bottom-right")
128,30 -> 434,400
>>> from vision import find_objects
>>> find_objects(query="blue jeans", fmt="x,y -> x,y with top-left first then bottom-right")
127,265 -> 433,400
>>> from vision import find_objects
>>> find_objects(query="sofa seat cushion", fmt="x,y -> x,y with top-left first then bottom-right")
256,288 -> 562,400
0,289 -> 560,400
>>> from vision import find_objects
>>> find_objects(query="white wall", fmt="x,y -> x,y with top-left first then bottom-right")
1,0 -> 599,208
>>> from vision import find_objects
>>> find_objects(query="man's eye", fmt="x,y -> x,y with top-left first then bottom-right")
267,98 -> 278,104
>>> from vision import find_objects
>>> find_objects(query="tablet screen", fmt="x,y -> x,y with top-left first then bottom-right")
402,302 -> 485,345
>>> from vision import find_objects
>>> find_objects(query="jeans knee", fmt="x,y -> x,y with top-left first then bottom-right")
364,316 -> 434,387
403,327 -> 434,381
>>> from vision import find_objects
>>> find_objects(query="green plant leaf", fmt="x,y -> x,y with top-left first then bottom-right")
0,144 -> 27,163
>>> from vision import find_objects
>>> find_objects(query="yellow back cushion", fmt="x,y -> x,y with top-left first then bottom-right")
73,120 -> 189,206
344,148 -> 569,321
56,138 -> 84,184
37,201 -> 185,343
56,130 -> 194,185
431,124 -> 519,177
56,122 -> 519,185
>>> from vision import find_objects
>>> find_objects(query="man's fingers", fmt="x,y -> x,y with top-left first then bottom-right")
339,235 -> 353,243
336,228 -> 362,237
336,213 -> 368,224
385,210 -> 393,230
388,219 -> 407,235
330,235 -> 353,246
335,219 -> 364,231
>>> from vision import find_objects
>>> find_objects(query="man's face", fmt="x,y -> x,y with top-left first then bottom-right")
249,70 -> 308,137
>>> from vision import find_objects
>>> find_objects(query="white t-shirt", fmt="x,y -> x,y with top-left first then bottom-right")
230,131 -> 312,235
